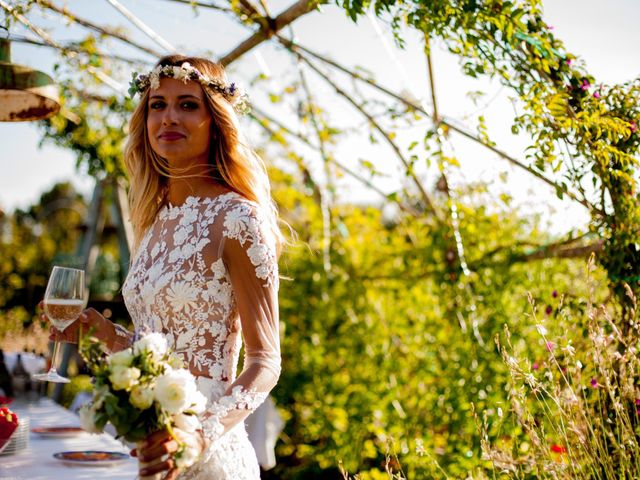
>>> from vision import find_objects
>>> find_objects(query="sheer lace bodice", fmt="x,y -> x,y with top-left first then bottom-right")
122,192 -> 280,479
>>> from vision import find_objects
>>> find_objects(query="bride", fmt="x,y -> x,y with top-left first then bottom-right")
48,55 -> 283,479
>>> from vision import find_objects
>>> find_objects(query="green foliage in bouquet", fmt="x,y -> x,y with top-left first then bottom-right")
78,331 -> 206,451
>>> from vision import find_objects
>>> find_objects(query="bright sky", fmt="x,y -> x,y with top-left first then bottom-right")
1,0 -> 638,236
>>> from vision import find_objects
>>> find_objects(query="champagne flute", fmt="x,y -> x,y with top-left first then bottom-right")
32,266 -> 86,384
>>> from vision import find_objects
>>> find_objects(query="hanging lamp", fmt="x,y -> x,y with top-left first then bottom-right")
0,39 -> 60,121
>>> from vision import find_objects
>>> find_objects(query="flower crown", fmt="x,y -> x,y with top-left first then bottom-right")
128,62 -> 250,115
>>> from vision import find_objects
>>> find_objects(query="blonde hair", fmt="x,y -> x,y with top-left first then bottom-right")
124,55 -> 283,254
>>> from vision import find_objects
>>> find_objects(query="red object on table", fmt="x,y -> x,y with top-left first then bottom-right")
0,407 -> 19,450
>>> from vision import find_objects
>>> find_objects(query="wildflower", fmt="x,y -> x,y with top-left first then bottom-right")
580,79 -> 591,91
536,324 -> 548,335
590,378 -> 598,388
415,438 -> 425,456
551,444 -> 567,454
576,360 -> 582,369
532,362 -> 539,370
630,122 -> 638,133
635,399 -> 640,406
552,290 -> 558,298
545,305 -> 553,316
546,341 -> 555,351
593,91 -> 601,99
566,58 -> 573,66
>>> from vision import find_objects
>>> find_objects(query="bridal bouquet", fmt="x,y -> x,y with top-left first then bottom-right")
79,332 -> 207,469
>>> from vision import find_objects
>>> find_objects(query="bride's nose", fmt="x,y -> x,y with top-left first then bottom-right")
161,105 -> 180,125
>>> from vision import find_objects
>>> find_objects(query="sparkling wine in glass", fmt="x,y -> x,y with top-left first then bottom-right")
32,266 -> 86,384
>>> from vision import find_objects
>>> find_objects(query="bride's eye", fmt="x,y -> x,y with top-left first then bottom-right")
181,101 -> 199,110
149,101 -> 165,110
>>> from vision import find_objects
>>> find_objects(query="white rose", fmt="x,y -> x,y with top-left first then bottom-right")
154,369 -> 197,414
79,404 -> 102,434
133,332 -> 168,359
174,429 -> 201,468
109,366 -> 141,391
188,390 -> 208,415
130,384 -> 154,410
173,412 -> 199,433
109,349 -> 134,368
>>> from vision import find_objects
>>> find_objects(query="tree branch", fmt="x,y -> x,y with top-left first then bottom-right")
36,0 -> 163,57
219,0 -> 320,66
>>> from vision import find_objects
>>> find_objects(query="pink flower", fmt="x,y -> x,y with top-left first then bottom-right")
580,79 -> 591,91
545,305 -> 553,316
546,341 -> 555,352
630,122 -> 638,133
532,362 -> 539,370
635,399 -> 640,406
590,378 -> 598,388
566,58 -> 574,66
593,91 -> 601,99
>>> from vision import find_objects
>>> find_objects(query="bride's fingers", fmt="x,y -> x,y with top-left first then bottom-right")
139,457 -> 175,476
163,467 -> 181,480
143,429 -> 172,450
139,439 -> 179,462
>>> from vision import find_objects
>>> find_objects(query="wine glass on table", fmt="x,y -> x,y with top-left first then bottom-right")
32,266 -> 86,384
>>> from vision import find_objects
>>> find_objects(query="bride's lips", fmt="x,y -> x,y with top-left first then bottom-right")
158,131 -> 186,141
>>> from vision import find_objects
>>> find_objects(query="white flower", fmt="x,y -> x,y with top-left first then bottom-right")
133,332 -> 168,359
79,404 -> 102,434
536,324 -> 548,336
166,281 -> 198,313
173,429 -> 201,468
109,365 -> 141,391
168,352 -> 185,369
179,208 -> 198,226
173,412 -> 199,432
149,69 -> 161,90
130,384 -> 155,410
223,208 -> 248,238
247,243 -> 268,266
173,227 -> 189,246
155,369 -> 198,414
189,390 -> 208,415
109,349 -> 134,368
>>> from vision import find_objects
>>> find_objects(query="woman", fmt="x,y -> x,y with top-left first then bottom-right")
48,55 -> 283,479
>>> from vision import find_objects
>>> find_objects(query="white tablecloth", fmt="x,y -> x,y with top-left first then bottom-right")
0,398 -> 138,479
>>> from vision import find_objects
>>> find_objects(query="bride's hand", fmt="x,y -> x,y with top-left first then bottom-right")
131,428 -> 207,479
42,303 -> 106,344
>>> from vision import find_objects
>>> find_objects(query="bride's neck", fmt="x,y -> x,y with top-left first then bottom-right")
166,175 -> 224,206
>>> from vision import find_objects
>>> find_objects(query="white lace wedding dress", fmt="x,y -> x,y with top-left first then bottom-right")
122,192 -> 281,479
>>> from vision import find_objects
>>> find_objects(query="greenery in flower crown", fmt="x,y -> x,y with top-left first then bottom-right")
128,62 -> 251,115
79,332 -> 205,468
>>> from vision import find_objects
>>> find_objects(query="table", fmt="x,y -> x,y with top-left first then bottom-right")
0,398 -> 138,479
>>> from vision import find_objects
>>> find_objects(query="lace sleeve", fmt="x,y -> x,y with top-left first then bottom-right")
200,200 -> 281,442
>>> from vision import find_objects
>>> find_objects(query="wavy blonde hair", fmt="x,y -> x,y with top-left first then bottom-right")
124,55 -> 283,254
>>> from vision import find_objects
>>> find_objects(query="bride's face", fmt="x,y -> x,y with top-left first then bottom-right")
146,77 -> 213,167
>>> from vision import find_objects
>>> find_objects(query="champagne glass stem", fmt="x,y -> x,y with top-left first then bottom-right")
48,339 -> 61,376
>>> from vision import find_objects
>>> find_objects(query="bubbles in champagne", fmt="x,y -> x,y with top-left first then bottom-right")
44,299 -> 84,331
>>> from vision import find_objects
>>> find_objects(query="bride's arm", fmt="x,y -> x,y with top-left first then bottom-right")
199,200 -> 281,443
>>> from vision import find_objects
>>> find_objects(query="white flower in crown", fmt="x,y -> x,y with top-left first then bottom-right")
129,62 -> 250,114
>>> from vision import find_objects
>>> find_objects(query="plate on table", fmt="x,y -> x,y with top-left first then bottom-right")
53,450 -> 130,467
32,426 -> 85,438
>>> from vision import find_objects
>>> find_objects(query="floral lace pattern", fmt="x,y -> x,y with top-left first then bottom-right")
122,192 -> 281,479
